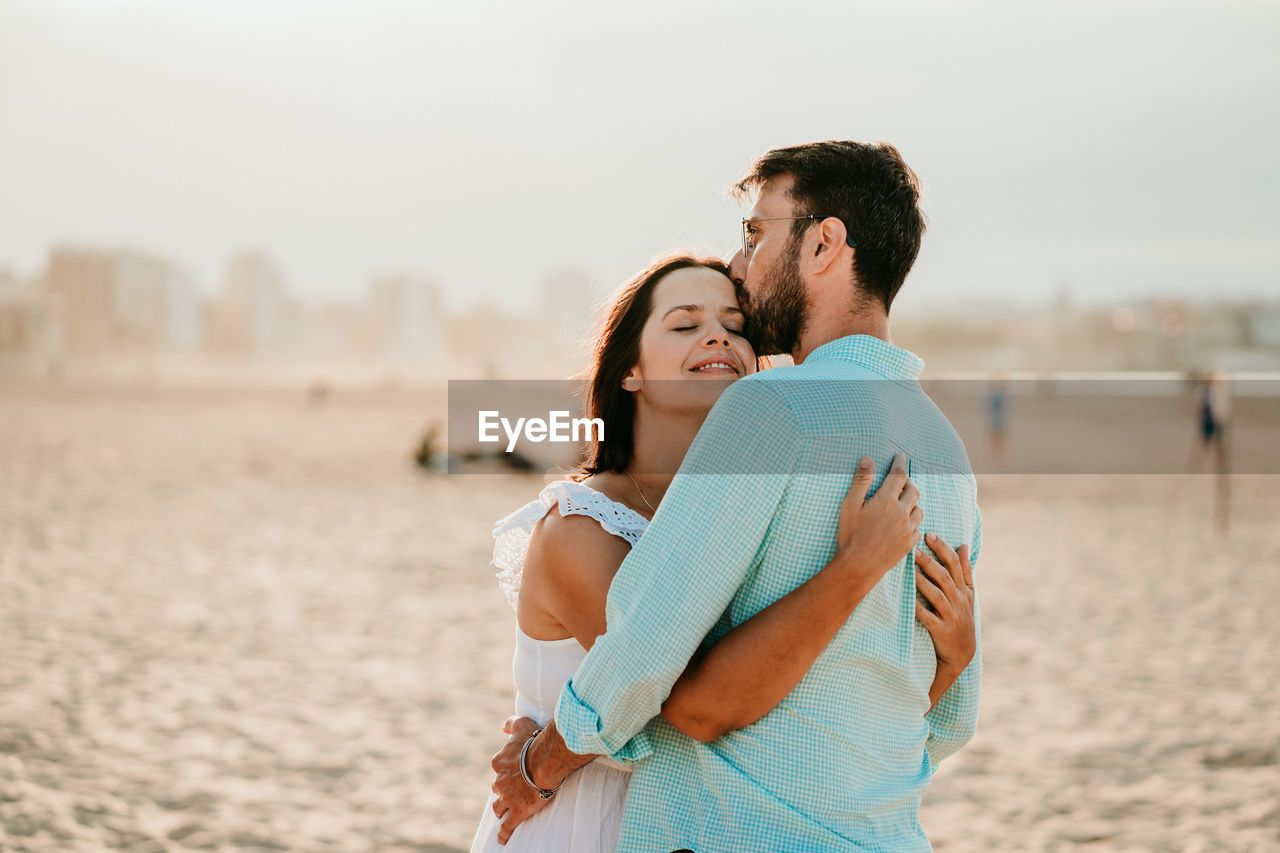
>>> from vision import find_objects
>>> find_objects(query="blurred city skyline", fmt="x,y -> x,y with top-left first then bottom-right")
3,240 -> 1279,380
2,0 -> 1278,315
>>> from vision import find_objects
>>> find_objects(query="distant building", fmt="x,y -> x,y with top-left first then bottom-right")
110,252 -> 171,352
209,250 -> 289,355
1247,306 -> 1280,349
42,247 -> 193,358
44,249 -> 115,356
164,267 -> 202,351
0,267 -> 40,353
367,272 -> 445,362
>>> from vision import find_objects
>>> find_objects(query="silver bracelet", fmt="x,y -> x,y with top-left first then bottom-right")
518,727 -> 561,800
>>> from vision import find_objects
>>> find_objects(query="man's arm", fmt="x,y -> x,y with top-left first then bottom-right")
659,455 -> 921,741
490,451 -> 918,838
553,379 -> 802,772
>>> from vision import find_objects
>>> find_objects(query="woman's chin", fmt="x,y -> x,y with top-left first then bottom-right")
647,377 -> 739,416
687,374 -> 740,396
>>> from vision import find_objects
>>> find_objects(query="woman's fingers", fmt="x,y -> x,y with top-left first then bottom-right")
915,554 -> 955,616
916,599 -> 942,631
916,549 -> 959,599
908,505 -> 924,531
492,795 -> 507,817
924,533 -> 966,593
958,544 -> 975,592
916,573 -> 951,618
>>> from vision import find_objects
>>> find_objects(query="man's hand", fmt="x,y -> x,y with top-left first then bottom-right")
489,716 -> 552,844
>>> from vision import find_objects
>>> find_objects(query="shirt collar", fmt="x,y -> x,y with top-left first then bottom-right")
804,335 -> 925,380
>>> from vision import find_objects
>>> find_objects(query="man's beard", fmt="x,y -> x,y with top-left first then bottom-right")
742,235 -> 809,357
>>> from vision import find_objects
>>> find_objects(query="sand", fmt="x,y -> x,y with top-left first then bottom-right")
1,382 -> 1277,852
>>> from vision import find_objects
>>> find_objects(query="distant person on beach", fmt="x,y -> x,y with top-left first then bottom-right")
987,377 -> 1008,462
480,142 -> 983,852
1188,369 -> 1233,534
1190,370 -> 1232,474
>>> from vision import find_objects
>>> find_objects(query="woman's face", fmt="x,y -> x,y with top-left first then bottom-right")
622,266 -> 756,412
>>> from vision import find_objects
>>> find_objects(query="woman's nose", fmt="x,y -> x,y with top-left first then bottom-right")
704,327 -> 731,347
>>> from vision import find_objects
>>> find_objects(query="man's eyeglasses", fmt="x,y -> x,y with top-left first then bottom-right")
741,214 -> 857,262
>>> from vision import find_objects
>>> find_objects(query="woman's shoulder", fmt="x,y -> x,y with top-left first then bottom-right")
535,477 -> 648,544
529,477 -> 644,553
521,485 -> 636,613
529,507 -> 632,567
491,478 -> 645,610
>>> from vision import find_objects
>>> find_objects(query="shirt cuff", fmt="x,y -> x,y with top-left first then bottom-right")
554,677 -> 654,765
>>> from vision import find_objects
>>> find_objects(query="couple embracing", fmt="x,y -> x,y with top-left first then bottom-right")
471,140 -> 982,852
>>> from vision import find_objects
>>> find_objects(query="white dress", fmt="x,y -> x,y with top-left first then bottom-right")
470,480 -> 649,853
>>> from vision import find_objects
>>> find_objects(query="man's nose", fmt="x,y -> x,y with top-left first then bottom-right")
728,250 -> 747,286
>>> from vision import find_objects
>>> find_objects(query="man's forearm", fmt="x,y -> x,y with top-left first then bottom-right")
528,718 -> 596,791
661,549 -> 882,741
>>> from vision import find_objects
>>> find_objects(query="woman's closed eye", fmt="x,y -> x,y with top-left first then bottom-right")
673,324 -> 745,337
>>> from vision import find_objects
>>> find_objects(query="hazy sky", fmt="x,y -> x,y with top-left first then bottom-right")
2,0 -> 1277,312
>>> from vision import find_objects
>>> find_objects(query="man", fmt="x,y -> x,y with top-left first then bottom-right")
493,141 -> 982,851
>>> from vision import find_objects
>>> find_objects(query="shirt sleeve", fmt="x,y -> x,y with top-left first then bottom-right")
924,504 -> 982,769
554,377 -> 802,763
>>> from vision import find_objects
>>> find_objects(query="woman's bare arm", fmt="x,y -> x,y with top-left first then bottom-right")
518,511 -> 632,650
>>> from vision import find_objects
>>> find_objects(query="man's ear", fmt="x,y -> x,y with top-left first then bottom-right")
809,217 -> 851,275
621,367 -> 641,392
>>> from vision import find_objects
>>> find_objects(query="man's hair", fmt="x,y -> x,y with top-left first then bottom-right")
733,141 -> 926,312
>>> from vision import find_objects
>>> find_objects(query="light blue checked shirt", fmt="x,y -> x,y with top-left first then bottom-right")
555,335 -> 982,852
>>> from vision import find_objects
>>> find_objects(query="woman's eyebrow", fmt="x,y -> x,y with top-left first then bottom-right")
661,304 -> 702,318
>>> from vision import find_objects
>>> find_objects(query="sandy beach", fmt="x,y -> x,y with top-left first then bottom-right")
2,382 -> 1277,851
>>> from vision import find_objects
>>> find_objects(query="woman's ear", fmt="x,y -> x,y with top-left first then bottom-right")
621,366 -> 641,392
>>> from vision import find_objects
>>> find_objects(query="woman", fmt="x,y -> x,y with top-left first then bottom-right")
471,254 -> 976,852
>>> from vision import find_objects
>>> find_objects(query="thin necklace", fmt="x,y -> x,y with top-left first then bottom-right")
626,471 -> 657,514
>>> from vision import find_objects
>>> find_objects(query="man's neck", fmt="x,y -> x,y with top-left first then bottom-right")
792,310 -> 890,365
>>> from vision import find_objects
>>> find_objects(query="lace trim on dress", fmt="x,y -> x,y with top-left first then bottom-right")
491,480 -> 649,610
